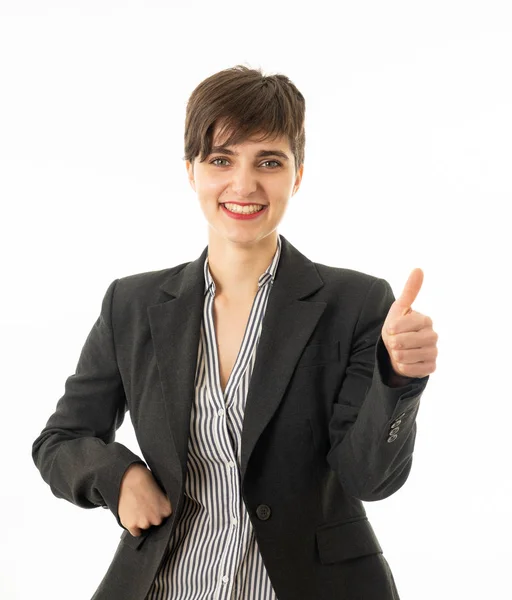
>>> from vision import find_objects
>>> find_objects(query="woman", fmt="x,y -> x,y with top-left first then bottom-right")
32,64 -> 437,600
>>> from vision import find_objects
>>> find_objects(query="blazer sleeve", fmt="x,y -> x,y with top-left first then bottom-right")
31,278 -> 146,530
326,277 -> 429,502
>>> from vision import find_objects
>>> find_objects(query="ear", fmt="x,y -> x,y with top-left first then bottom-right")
185,160 -> 196,192
292,164 -> 304,196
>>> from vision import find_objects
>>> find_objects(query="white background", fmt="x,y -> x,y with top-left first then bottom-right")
1,1 -> 511,598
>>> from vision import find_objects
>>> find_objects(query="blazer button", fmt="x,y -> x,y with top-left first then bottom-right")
256,505 -> 272,520
387,434 -> 398,443
390,419 -> 402,428
390,427 -> 400,435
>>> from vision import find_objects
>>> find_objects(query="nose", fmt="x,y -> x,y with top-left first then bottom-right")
230,166 -> 259,197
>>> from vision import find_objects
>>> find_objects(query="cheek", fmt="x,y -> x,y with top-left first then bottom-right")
195,186 -> 224,208
270,193 -> 290,211
193,167 -> 224,191
269,175 -> 294,196
199,179 -> 227,197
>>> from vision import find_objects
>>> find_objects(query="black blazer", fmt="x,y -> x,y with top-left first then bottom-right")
32,234 -> 428,600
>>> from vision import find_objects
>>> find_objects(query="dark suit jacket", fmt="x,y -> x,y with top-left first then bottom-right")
32,234 -> 428,600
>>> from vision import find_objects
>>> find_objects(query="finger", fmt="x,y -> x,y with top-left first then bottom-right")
387,328 -> 437,349
153,514 -> 171,528
387,312 -> 432,336
393,360 -> 436,378
396,268 -> 424,314
390,346 -> 438,365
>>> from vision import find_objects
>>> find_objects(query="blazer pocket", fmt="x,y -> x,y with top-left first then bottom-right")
120,519 -> 170,550
296,341 -> 340,368
316,516 -> 383,565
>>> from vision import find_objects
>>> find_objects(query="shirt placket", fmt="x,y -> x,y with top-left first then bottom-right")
206,300 -> 244,600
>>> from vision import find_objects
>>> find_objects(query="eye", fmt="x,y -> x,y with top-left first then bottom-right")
209,157 -> 282,168
210,158 -> 229,166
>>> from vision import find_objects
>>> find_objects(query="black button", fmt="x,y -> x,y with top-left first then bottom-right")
390,427 -> 400,435
391,419 -> 402,428
256,505 -> 271,520
387,434 -> 398,443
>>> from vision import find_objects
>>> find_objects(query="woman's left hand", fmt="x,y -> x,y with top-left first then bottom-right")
381,268 -> 438,379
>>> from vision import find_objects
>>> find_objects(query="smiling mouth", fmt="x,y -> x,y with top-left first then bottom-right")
220,203 -> 269,218
219,203 -> 267,207
220,203 -> 267,212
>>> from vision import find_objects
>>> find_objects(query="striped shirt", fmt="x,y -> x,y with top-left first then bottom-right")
146,236 -> 282,600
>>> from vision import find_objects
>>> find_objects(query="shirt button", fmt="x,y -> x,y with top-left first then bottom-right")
231,518 -> 237,527
217,409 -> 224,417
222,575 -> 229,584
228,461 -> 235,468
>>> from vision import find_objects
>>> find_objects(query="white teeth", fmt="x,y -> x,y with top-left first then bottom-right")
223,203 -> 265,215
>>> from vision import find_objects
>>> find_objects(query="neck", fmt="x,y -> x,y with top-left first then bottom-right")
206,231 -> 278,301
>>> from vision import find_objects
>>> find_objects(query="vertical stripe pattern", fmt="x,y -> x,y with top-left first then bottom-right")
146,236 -> 282,600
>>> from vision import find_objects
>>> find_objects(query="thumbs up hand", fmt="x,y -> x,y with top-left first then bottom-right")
381,269 -> 438,379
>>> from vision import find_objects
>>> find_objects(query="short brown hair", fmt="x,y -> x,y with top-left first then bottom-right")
183,64 -> 306,173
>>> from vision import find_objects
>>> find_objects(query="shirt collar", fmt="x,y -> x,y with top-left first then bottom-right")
204,235 -> 282,298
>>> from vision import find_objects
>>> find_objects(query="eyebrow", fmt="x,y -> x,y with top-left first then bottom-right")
209,145 -> 290,161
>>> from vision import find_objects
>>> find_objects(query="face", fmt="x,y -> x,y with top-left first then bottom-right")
185,122 -> 304,247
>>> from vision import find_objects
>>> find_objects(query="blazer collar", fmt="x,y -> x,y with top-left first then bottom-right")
147,233 -> 326,486
159,233 -> 322,302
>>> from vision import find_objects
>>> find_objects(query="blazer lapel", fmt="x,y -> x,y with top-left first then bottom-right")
147,234 -> 326,486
